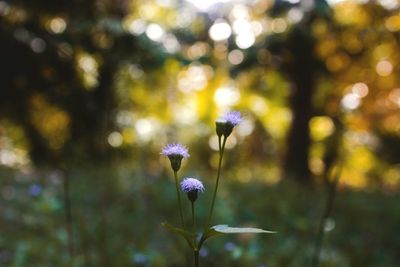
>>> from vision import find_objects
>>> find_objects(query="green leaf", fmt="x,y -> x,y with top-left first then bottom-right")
199,225 -> 276,248
212,225 -> 276,234
161,222 -> 197,249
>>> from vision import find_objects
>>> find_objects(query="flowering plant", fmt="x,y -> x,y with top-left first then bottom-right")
161,111 -> 275,267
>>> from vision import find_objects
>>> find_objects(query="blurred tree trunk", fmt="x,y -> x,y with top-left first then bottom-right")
283,25 -> 315,183
268,0 -> 331,183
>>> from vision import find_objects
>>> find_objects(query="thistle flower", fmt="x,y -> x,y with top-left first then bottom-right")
180,177 -> 205,202
216,111 -> 242,138
221,111 -> 242,126
162,143 -> 190,172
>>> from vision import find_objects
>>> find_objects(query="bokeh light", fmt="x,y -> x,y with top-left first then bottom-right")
214,84 -> 240,107
186,0 -> 231,11
228,49 -> 244,65
341,93 -> 361,110
235,32 -> 255,49
352,83 -> 369,98
376,59 -> 393,76
209,20 -> 232,42
146,23 -> 165,42
47,17 -> 67,34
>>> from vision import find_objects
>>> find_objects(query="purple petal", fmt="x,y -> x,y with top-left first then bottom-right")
180,177 -> 205,193
221,111 -> 242,126
161,143 -> 190,158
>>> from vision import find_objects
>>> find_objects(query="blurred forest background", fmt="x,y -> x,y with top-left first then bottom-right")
1,0 -> 400,266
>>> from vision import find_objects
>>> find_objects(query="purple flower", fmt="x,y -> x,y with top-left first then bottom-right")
162,143 -> 189,171
221,111 -> 242,126
161,143 -> 190,159
216,111 -> 242,137
180,178 -> 205,193
181,178 -> 205,202
224,242 -> 236,251
28,184 -> 42,197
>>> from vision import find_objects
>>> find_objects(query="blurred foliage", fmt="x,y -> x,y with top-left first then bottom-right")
1,0 -> 400,266
0,0 -> 399,186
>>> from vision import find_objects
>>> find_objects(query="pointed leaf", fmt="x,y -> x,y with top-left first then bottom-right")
212,225 -> 276,234
161,222 -> 196,249
199,224 -> 276,248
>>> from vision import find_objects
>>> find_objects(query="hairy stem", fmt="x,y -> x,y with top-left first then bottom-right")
206,136 -> 227,227
174,171 -> 185,228
191,201 -> 195,231
194,249 -> 199,267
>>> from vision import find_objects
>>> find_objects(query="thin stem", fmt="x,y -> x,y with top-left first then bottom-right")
63,170 -> 74,262
194,249 -> 199,267
174,171 -> 185,228
206,136 -> 227,228
191,201 -> 195,231
311,165 -> 342,267
191,201 -> 198,267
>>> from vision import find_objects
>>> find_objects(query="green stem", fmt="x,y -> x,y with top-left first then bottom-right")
174,171 -> 185,229
194,249 -> 199,267
206,136 -> 227,228
191,201 -> 195,231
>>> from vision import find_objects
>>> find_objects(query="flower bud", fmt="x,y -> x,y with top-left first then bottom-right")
180,178 -> 205,203
216,120 -> 234,138
168,154 -> 183,172
161,143 -> 190,172
187,190 -> 199,202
